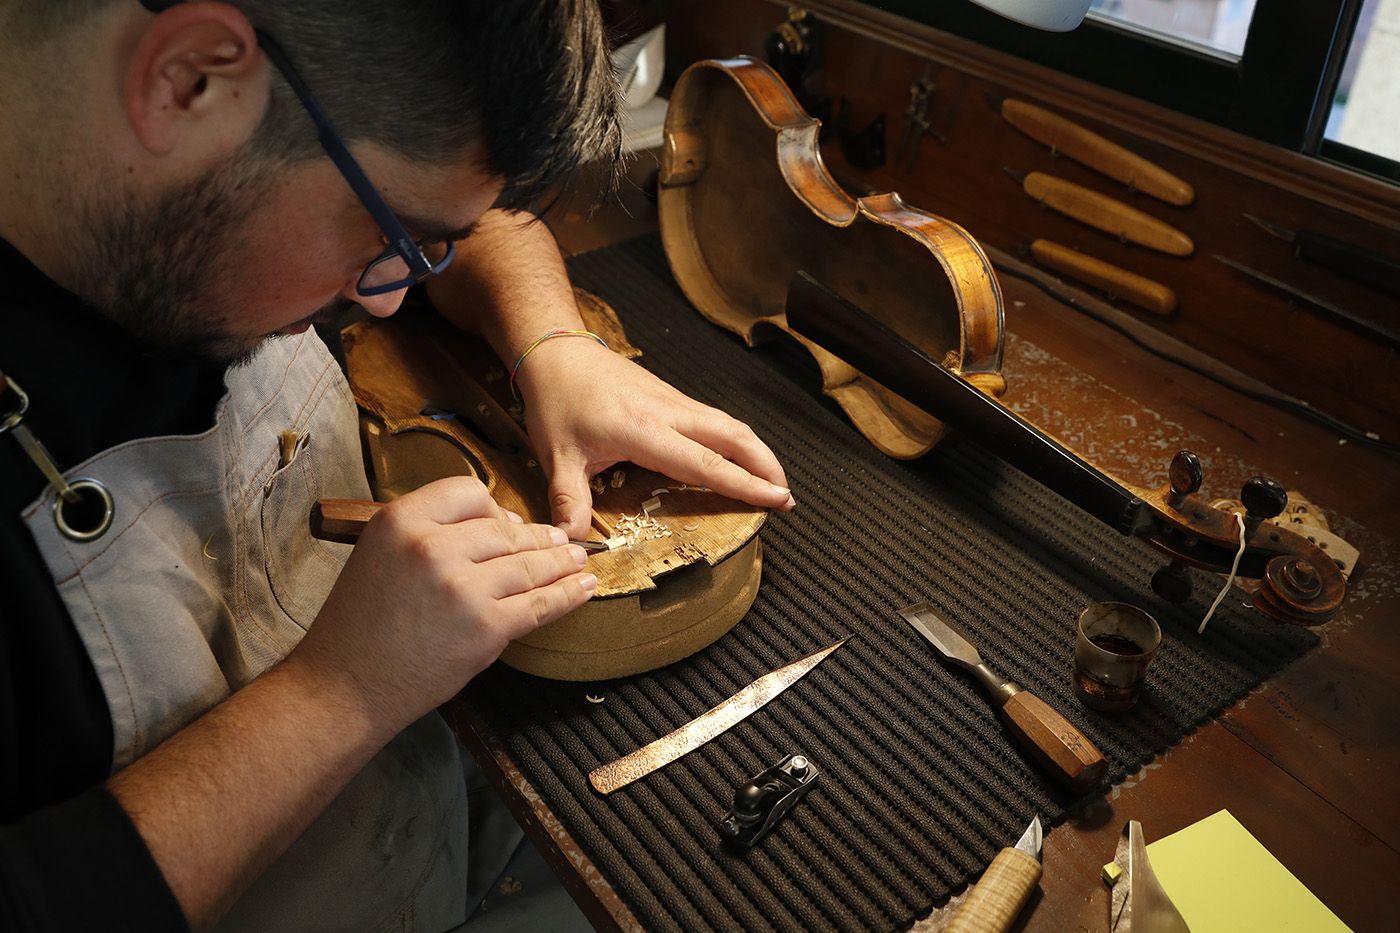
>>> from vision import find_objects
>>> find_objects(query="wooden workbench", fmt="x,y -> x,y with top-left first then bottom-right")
435,144 -> 1399,931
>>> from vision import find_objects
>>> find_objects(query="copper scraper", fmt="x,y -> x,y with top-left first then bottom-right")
589,637 -> 848,795
899,603 -> 1107,792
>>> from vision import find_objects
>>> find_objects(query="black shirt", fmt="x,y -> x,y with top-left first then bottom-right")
0,237 -> 225,930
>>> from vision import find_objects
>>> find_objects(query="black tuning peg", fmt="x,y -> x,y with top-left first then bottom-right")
1151,558 -> 1194,603
1240,476 -> 1288,535
1166,450 -> 1204,509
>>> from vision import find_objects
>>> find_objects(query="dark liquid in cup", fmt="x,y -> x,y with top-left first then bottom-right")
1089,633 -> 1144,655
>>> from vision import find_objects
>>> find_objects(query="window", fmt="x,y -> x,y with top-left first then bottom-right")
864,0 -> 1394,180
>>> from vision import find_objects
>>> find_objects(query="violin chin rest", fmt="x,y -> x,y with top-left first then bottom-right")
499,538 -> 763,681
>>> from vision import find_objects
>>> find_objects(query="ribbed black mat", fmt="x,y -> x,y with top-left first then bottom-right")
464,234 -> 1316,932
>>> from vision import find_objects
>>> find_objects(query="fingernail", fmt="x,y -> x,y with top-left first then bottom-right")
548,527 -> 569,546
784,494 -> 796,509
506,510 -> 525,524
578,573 -> 598,592
769,484 -> 790,497
569,545 -> 587,566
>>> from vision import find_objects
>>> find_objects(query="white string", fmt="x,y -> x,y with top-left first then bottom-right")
1199,512 -> 1247,635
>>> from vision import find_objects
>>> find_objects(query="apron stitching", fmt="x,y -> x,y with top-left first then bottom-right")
47,483 -> 226,581
240,332 -> 314,431
68,567 -> 143,763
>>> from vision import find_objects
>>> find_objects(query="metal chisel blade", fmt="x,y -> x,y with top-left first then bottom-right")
1016,814 -> 1044,861
899,602 -> 983,668
588,637 -> 849,795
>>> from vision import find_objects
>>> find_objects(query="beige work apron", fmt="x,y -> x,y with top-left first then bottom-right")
21,331 -> 468,932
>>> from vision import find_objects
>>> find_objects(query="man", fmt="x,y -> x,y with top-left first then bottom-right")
0,1 -> 793,929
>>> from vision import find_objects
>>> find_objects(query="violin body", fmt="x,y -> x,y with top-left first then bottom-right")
341,292 -> 765,681
659,57 -> 1007,459
661,57 -> 1346,626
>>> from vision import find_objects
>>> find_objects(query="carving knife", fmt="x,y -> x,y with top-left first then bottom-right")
1029,239 -> 1178,316
995,96 -> 1195,207
899,603 -> 1107,792
1244,213 -> 1400,297
945,815 -> 1043,933
588,637 -> 849,795
1004,168 -> 1195,257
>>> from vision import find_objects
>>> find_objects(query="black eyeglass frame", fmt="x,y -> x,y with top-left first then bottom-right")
137,0 -> 455,296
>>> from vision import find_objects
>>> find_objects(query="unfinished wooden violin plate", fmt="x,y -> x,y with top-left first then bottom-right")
342,290 -> 764,681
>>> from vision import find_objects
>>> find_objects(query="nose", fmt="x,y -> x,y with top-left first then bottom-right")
342,279 -> 408,318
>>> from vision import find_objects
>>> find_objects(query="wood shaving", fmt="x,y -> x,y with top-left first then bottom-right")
615,510 -> 672,546
590,476 -> 606,495
610,469 -> 626,488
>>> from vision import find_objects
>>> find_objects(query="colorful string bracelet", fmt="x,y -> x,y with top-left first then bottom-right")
509,328 -> 609,400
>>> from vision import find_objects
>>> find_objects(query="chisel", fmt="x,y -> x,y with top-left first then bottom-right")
899,602 -> 1107,792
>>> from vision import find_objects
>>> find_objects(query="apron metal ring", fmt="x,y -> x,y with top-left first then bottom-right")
53,477 -> 114,542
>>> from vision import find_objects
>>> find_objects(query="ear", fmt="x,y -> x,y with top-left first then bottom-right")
124,2 -> 266,158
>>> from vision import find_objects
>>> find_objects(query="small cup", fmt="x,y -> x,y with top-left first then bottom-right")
1073,602 -> 1162,712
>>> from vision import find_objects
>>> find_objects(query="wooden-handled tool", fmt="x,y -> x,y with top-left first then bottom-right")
946,816 -> 1043,933
997,98 -> 1195,206
310,498 -> 618,551
899,603 -> 1107,792
1030,239 -> 1178,315
1006,168 -> 1194,257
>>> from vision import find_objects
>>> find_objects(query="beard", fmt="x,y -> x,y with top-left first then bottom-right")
77,149 -> 348,367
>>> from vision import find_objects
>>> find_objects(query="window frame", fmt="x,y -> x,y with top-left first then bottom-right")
861,0 -> 1392,179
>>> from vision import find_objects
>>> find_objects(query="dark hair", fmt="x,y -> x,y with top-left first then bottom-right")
27,1 -> 623,209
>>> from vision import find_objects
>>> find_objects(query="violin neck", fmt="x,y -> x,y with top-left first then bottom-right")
785,272 -> 1146,536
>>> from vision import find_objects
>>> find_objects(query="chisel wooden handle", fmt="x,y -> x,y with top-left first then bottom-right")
945,846 -> 1042,933
311,498 -> 381,544
1001,99 -> 1195,206
1030,239 -> 1178,315
1022,172 -> 1194,256
998,691 -> 1107,792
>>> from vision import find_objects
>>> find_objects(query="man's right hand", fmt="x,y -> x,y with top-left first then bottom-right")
291,475 -> 597,735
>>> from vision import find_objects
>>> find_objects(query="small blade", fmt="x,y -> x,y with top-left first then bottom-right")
588,637 -> 850,794
1243,213 -> 1297,243
899,602 -> 983,668
1015,815 -> 1044,861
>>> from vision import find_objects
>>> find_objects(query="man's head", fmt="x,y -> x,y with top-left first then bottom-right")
0,1 -> 621,363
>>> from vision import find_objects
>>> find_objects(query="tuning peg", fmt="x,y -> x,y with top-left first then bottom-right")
1240,476 -> 1288,535
1166,449 -> 1203,509
1151,558 -> 1194,603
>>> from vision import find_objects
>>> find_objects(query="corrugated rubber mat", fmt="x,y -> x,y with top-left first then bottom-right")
462,233 -> 1316,931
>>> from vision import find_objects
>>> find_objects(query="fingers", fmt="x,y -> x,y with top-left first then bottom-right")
677,410 -> 792,503
390,475 -> 499,525
545,451 -> 597,538
455,518 -> 570,563
495,570 -> 598,639
481,544 -> 590,599
635,431 -> 795,512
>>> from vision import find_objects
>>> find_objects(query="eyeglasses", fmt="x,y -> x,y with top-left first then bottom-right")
138,2 -> 455,296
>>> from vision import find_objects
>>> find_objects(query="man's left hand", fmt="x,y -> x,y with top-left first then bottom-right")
514,335 -> 795,538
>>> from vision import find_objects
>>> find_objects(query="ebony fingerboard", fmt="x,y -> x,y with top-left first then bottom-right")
463,234 -> 1315,932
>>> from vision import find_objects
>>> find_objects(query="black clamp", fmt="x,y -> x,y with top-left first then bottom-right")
719,753 -> 818,851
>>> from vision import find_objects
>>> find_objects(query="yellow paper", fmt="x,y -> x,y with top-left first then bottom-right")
1146,809 -> 1350,932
